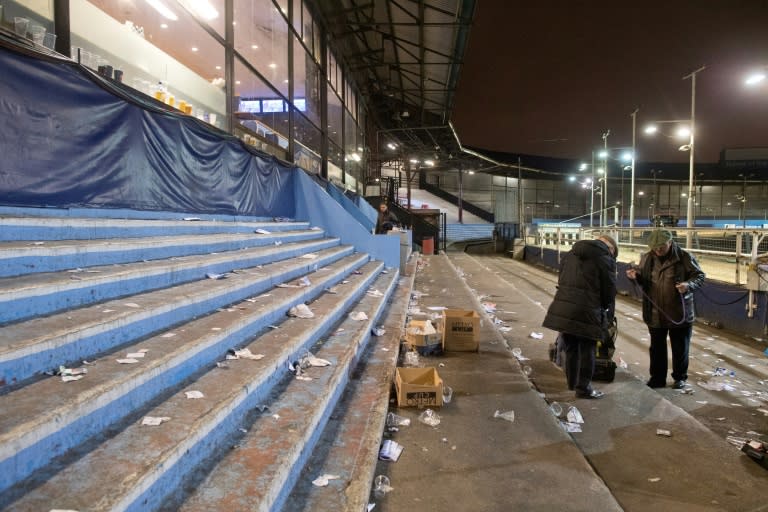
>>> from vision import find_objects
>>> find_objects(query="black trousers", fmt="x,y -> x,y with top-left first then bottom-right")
648,324 -> 692,384
562,333 -> 596,393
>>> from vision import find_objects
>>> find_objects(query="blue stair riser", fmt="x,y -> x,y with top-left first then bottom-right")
0,238 -> 340,324
0,221 -> 311,242
126,264 -> 391,512
0,255 -> 372,497
270,270 -> 398,512
0,231 -> 325,278
0,247 -> 356,388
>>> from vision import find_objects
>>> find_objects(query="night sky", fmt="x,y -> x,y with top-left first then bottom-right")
451,1 -> 768,165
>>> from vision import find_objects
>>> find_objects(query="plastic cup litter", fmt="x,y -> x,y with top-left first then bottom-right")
14,17 -> 29,37
29,24 -> 45,44
43,32 -> 56,50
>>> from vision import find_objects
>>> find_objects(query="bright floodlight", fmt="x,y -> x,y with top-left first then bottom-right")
409,158 -> 419,164
568,175 -> 576,182
644,125 -> 658,135
745,73 -> 766,86
579,163 -> 587,171
598,151 -> 608,158
676,126 -> 691,138
621,151 -> 632,162
424,160 -> 435,167
387,143 -> 397,150
596,167 -> 605,175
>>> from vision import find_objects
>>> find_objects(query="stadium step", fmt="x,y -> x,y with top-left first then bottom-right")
2,262 -> 396,511
0,212 -> 408,512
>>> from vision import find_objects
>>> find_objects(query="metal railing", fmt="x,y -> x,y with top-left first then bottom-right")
526,226 -> 768,286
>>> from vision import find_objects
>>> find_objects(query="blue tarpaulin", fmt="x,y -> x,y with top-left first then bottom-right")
0,44 -> 294,217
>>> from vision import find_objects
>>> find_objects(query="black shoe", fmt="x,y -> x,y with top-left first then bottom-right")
576,389 -> 605,399
647,380 -> 666,389
672,380 -> 688,390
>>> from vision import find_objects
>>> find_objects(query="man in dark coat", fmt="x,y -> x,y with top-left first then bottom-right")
375,201 -> 399,234
543,235 -> 618,399
626,229 -> 705,389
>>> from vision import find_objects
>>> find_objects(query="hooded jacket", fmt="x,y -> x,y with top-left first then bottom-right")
635,241 -> 705,327
542,239 -> 617,340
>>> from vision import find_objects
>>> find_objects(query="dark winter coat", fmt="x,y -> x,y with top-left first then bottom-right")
542,239 -> 617,340
635,242 -> 705,327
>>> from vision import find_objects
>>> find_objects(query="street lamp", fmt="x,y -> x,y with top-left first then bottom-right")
577,156 -> 604,227
596,145 -> 632,228
643,65 -> 705,250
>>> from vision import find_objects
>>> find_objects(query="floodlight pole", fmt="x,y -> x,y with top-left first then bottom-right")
683,66 -> 706,249
629,108 -> 638,242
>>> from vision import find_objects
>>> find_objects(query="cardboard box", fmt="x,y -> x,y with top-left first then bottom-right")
405,319 -> 442,354
442,309 -> 480,352
395,367 -> 443,407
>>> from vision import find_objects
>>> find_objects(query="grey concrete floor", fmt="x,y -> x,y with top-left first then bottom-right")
371,251 -> 768,512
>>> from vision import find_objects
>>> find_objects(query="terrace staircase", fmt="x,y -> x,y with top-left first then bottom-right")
0,210 -> 410,512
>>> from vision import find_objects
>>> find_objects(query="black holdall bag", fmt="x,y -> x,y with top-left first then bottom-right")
593,317 -> 618,382
549,318 -> 618,382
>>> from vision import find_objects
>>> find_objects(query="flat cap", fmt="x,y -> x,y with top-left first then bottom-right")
647,229 -> 673,249
597,234 -> 618,258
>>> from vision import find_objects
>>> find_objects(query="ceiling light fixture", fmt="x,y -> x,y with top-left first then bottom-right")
145,0 -> 178,21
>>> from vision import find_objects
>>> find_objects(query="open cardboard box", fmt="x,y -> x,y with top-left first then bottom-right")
395,367 -> 443,407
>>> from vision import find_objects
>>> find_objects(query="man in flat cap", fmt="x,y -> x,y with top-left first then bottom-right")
626,229 -> 705,389
543,234 -> 618,399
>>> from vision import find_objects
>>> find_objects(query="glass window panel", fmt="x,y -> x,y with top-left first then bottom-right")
294,109 -> 322,174
301,3 -> 313,55
327,89 -> 343,147
293,110 -> 321,155
275,0 -> 288,20
291,0 -> 301,35
75,0 -> 225,128
327,49 -> 337,91
234,56 -> 288,150
234,0 -> 288,97
344,108 -> 356,157
5,0 -> 54,35
328,141 -> 344,182
313,20 -> 322,63
293,35 -> 320,128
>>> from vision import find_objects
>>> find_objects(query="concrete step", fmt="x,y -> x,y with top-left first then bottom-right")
0,228 -> 325,277
0,253 -> 372,502
0,215 -> 309,241
285,258 -> 417,512
2,262 -> 395,512
0,236 -> 339,324
0,244 -> 353,389
172,269 -> 399,512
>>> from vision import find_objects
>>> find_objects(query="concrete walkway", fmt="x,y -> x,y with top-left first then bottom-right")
372,252 -> 768,511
